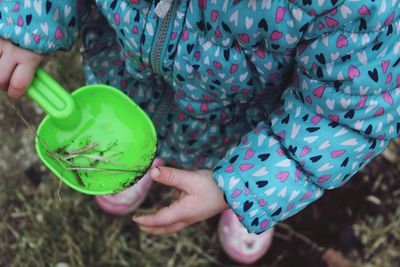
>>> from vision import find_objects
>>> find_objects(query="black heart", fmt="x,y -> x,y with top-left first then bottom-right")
243,201 -> 253,212
186,44 -> 194,54
229,155 -> 239,164
258,18 -> 268,31
344,109 -> 355,119
251,217 -> 259,226
310,155 -> 322,162
258,153 -> 270,161
271,207 -> 282,217
341,157 -> 349,167
256,181 -> 268,188
46,0 -> 52,14
315,53 -> 326,64
306,127 -> 320,133
26,14 -> 32,25
368,68 -> 378,82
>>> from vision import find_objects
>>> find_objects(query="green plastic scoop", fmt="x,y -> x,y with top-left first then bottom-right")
27,69 -> 157,195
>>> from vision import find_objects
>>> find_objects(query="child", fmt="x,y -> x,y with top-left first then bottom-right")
1,0 -> 399,264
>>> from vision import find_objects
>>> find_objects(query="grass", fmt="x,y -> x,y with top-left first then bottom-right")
1,46 -> 400,267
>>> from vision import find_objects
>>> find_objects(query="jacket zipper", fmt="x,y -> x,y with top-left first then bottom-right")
150,0 -> 177,75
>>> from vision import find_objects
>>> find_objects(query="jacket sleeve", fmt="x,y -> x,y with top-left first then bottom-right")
0,0 -> 91,53
213,2 -> 400,233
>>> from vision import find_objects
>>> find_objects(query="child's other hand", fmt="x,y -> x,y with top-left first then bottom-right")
0,39 -> 44,99
132,166 -> 229,236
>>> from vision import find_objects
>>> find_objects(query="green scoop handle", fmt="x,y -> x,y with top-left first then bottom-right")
26,69 -> 80,130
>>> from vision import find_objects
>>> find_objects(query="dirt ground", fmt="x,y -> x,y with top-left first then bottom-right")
1,47 -> 400,267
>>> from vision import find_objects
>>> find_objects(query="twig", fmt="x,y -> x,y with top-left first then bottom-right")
276,223 -> 326,253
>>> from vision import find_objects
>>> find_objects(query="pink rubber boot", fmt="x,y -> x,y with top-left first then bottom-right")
95,158 -> 164,215
218,209 -> 274,265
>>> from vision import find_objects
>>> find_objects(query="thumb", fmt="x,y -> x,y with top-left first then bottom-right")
150,166 -> 191,191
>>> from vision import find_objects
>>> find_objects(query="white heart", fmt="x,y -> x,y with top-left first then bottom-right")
229,10 -> 238,26
252,167 -> 269,177
217,175 -> 224,187
334,128 -> 348,137
340,138 -> 358,146
304,136 -> 319,144
354,144 -> 366,153
340,98 -> 351,109
278,187 -> 287,198
340,5 -> 352,19
289,190 -> 300,201
268,202 -> 278,210
64,5 -> 72,18
318,140 -> 331,150
229,176 -> 240,190
292,7 -> 303,21
326,99 -> 335,110
357,51 -> 368,65
258,134 -> 267,146
261,0 -> 272,9
41,23 -> 49,36
268,138 -> 278,147
291,123 -> 300,139
275,159 -> 291,167
264,187 -> 276,196
366,100 -> 378,113
318,163 -> 334,172
286,34 -> 298,45
245,17 -> 253,29
34,0 -> 42,15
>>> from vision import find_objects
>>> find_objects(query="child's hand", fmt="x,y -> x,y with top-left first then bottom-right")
0,39 -> 44,99
132,166 -> 229,236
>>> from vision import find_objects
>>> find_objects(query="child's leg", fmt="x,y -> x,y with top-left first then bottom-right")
219,209 -> 274,265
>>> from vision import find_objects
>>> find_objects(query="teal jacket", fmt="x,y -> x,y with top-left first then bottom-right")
1,0 -> 399,233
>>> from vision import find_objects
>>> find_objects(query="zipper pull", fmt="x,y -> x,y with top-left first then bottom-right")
154,0 -> 173,19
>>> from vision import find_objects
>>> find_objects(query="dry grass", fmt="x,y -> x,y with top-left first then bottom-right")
1,46 -> 400,267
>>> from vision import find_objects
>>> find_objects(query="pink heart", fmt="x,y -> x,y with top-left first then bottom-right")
325,17 -> 338,28
276,172 -> 289,183
211,10 -> 219,22
54,27 -> 63,40
275,7 -> 286,24
244,149 -> 255,160
358,5 -> 371,15
313,85 -> 326,98
300,146 -> 311,157
336,34 -> 348,48
318,175 -> 331,183
113,13 -> 120,26
270,30 -> 283,41
258,199 -> 267,206
261,220 -> 270,230
381,60 -> 390,73
348,65 -> 360,80
356,96 -> 368,108
232,189 -> 242,198
373,108 -> 384,117
331,150 -> 345,158
238,33 -> 250,43
239,164 -> 254,171
311,115 -> 322,124
300,190 -> 313,201
230,64 -> 238,73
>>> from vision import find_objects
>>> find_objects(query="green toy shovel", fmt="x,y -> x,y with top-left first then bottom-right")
27,69 -> 157,195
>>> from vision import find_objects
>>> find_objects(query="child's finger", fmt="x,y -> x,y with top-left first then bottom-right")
8,64 -> 36,99
0,57 -> 16,91
150,166 -> 192,191
132,201 -> 187,227
139,222 -> 187,236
